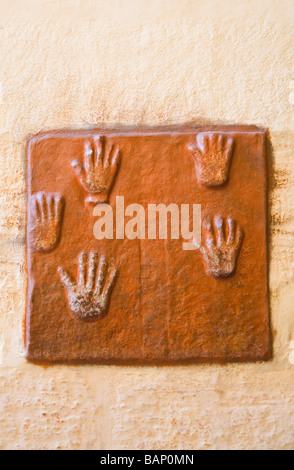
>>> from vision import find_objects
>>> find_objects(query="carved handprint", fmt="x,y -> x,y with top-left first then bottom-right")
188,133 -> 235,187
71,136 -> 121,204
30,192 -> 64,252
58,251 -> 118,321
200,215 -> 243,278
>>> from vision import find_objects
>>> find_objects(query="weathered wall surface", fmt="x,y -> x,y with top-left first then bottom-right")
0,0 -> 293,449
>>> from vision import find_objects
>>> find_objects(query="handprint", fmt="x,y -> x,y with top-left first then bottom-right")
188,133 -> 235,187
71,136 -> 121,204
30,192 -> 64,252
58,251 -> 118,321
200,215 -> 243,278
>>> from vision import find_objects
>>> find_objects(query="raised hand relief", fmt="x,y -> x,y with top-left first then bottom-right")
30,192 -> 64,252
58,251 -> 118,321
188,133 -> 235,187
200,215 -> 243,278
71,136 -> 121,205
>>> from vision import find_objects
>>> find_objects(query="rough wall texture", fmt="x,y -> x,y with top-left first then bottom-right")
0,0 -> 293,450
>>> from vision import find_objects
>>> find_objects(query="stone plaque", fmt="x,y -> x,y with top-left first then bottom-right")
25,126 -> 271,363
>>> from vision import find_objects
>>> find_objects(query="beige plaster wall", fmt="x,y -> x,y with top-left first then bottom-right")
0,0 -> 293,450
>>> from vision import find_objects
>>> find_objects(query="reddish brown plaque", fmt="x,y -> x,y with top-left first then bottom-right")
25,126 -> 271,364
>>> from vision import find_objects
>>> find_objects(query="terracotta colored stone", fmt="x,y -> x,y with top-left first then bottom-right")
25,126 -> 271,364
